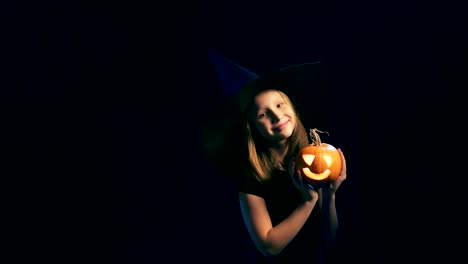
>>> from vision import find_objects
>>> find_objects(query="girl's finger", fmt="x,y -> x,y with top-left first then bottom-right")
289,159 -> 295,175
296,169 -> 303,184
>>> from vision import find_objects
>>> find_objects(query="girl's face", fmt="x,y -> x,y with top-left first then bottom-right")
249,89 -> 296,143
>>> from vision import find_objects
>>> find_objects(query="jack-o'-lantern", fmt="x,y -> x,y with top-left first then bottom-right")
295,128 -> 342,185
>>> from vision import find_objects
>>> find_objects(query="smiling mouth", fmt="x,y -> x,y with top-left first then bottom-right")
273,121 -> 289,131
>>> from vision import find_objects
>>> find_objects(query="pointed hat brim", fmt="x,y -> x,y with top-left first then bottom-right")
231,62 -> 327,114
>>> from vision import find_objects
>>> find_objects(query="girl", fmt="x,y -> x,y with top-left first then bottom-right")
202,62 -> 347,263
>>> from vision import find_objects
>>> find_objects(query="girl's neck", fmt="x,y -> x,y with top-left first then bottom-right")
270,141 -> 288,162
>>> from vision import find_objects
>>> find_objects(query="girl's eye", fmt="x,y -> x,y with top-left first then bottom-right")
277,103 -> 284,108
258,113 -> 266,119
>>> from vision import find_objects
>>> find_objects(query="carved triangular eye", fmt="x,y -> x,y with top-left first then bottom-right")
302,154 -> 315,166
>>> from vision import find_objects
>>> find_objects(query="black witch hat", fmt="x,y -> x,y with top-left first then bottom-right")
208,48 -> 327,113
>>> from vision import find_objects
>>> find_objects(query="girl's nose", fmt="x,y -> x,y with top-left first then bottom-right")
269,110 -> 281,123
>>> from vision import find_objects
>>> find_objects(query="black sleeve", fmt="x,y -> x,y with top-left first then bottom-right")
236,174 -> 266,198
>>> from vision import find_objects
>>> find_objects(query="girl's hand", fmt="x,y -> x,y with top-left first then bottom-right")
289,158 -> 318,201
328,148 -> 347,194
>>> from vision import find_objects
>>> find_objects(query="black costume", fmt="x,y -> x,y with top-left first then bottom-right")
237,169 -> 325,264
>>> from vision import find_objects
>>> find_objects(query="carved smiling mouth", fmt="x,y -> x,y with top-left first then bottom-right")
302,167 -> 331,181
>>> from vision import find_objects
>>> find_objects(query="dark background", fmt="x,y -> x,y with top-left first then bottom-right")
2,1 -> 467,263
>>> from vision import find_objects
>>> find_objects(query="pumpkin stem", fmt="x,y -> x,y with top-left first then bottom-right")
309,128 -> 329,146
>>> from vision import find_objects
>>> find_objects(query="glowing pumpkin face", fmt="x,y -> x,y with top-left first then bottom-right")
295,129 -> 342,185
